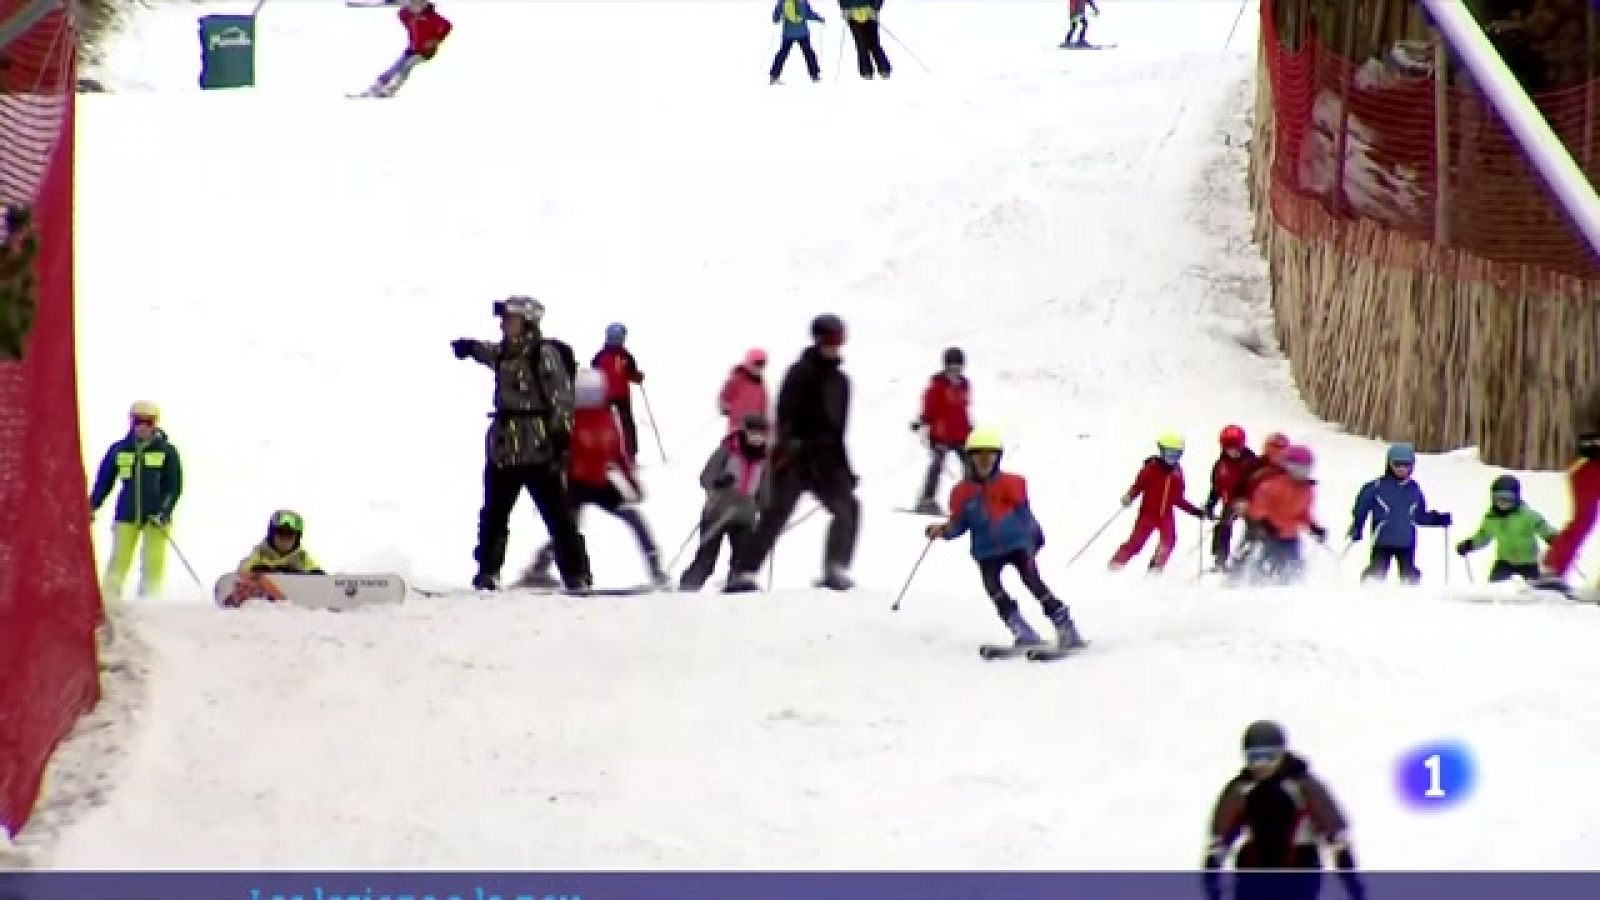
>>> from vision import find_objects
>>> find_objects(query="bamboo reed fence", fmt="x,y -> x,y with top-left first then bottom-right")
1250,2 -> 1600,470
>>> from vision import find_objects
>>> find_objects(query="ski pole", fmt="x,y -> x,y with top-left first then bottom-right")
879,24 -> 930,73
1220,0 -> 1250,56
638,385 -> 668,463
765,503 -> 820,591
891,537 -> 936,611
159,524 -> 204,589
834,25 -> 846,81
1066,505 -> 1125,567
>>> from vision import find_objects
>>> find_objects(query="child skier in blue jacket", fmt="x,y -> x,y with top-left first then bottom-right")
1348,442 -> 1452,583
925,427 -> 1087,650
769,0 -> 824,84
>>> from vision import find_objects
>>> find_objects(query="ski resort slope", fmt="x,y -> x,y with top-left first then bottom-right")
44,0 -> 1600,870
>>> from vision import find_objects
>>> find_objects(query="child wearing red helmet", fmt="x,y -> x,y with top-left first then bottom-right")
1204,424 -> 1258,571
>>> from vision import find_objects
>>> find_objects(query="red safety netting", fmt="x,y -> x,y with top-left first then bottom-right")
1261,1 -> 1600,279
0,0 -> 102,838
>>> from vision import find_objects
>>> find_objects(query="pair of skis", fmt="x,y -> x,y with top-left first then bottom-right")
413,584 -> 661,599
979,641 -> 1090,662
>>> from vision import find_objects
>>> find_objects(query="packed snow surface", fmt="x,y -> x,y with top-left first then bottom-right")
30,0 -> 1600,871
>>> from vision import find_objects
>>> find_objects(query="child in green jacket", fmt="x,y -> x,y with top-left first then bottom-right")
1455,474 -> 1557,582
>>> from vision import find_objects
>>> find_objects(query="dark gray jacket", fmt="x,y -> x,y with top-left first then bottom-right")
699,437 -> 772,527
464,335 -> 574,468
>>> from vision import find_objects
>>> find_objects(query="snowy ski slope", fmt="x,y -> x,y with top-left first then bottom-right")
34,0 -> 1600,870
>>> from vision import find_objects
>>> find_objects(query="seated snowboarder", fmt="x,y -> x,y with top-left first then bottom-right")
238,509 -> 325,575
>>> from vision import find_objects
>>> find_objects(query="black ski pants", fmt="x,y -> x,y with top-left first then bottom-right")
1210,505 -> 1241,566
847,19 -> 891,78
532,481 -> 660,576
1488,560 -> 1541,583
918,444 -> 957,506
609,398 -> 639,461
734,457 -> 859,576
978,549 -> 1065,621
770,36 -> 820,81
1362,545 -> 1421,584
679,512 -> 755,591
476,460 -> 591,589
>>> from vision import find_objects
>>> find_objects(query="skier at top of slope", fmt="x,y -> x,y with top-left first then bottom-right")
363,0 -> 452,97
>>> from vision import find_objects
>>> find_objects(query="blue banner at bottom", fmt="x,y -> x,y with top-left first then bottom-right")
0,872 -> 1588,900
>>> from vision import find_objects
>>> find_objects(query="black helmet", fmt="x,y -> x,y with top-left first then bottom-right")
1490,474 -> 1521,498
943,346 -> 965,367
1242,720 -> 1286,752
811,313 -> 846,344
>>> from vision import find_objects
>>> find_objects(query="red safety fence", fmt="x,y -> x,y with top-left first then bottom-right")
1261,0 -> 1600,279
0,0 -> 102,838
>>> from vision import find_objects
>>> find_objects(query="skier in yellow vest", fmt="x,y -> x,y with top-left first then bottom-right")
839,0 -> 890,79
88,401 -> 184,599
770,0 -> 824,84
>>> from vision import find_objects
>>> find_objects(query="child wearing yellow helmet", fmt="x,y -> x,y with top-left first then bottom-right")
924,427 -> 1087,653
1109,432 -> 1205,573
238,509 -> 325,575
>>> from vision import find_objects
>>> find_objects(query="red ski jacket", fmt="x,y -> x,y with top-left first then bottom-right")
592,345 -> 643,403
1125,456 -> 1201,522
401,4 -> 452,59
919,373 -> 972,448
1208,447 -> 1259,508
568,406 -> 633,489
1544,457 -> 1600,575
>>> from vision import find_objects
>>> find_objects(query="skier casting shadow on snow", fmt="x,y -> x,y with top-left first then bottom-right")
452,295 -> 593,592
724,314 -> 860,592
1203,721 -> 1366,900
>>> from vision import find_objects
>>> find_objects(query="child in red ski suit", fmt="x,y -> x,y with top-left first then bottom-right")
522,369 -> 666,588
1204,425 -> 1258,572
1110,433 -> 1204,572
367,0 -> 451,97
1536,426 -> 1600,595
911,346 -> 972,515
593,322 -> 645,463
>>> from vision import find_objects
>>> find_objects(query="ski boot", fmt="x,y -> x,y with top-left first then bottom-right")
647,558 -> 671,591
1005,612 -> 1045,647
1048,606 -> 1088,650
515,563 -> 561,590
472,569 -> 500,591
723,570 -> 761,593
818,565 -> 854,591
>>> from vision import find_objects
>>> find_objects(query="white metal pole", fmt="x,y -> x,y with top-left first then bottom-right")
1419,0 -> 1600,259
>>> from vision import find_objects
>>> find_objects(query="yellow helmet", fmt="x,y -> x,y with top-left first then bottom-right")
1156,432 -> 1184,452
965,427 -> 1003,452
129,400 -> 160,421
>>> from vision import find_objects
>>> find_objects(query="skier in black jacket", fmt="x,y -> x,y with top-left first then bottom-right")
1203,721 -> 1365,900
725,313 -> 860,592
452,295 -> 592,592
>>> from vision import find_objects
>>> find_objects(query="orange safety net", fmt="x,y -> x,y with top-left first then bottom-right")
1260,0 -> 1600,279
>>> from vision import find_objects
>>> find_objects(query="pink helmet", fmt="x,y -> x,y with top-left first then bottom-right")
1283,445 -> 1314,478
743,348 -> 768,367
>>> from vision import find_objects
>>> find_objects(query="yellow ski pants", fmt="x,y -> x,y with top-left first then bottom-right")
103,521 -> 168,599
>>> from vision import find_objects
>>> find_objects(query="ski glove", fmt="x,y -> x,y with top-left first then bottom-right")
451,338 -> 474,359
1310,524 -> 1327,542
1434,512 -> 1453,527
1454,539 -> 1474,556
712,473 -> 736,489
145,514 -> 169,528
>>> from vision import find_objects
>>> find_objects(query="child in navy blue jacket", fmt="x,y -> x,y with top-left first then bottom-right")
769,0 -> 824,84
925,428 -> 1087,650
1348,442 -> 1453,583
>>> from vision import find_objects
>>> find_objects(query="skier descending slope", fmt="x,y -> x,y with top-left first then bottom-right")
910,347 -> 972,516
1535,387 -> 1600,595
769,0 -> 824,84
358,0 -> 452,97
521,369 -> 668,590
1456,475 -> 1556,583
1203,425 -> 1256,572
451,296 -> 592,592
1109,433 -> 1204,574
1203,721 -> 1366,900
924,428 -> 1086,659
726,314 -> 860,592
1233,445 -> 1326,585
1060,0 -> 1100,47
680,413 -> 774,592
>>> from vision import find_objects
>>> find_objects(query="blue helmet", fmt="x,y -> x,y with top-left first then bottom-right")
1386,442 -> 1416,465
605,322 -> 627,345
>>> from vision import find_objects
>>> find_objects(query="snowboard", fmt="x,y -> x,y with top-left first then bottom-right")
215,571 -> 407,611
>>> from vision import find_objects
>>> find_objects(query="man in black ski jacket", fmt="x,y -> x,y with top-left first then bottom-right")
1203,721 -> 1365,900
725,313 -> 860,592
452,295 -> 593,592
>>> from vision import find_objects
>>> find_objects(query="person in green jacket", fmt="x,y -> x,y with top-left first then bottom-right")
88,401 -> 184,599
1455,474 -> 1556,582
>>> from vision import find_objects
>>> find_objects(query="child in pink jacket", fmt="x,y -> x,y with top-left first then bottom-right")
718,348 -> 769,436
